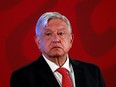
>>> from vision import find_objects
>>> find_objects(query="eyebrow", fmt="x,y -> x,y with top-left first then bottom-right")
45,27 -> 66,30
44,29 -> 52,32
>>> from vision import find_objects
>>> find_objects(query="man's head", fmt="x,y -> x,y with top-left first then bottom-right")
35,12 -> 73,59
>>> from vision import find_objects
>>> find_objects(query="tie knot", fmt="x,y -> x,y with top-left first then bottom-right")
56,68 -> 68,76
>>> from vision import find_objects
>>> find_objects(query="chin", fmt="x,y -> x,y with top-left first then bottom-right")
50,53 -> 64,58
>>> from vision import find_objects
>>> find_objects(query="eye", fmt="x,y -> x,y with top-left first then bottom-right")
45,32 -> 52,36
58,31 -> 65,36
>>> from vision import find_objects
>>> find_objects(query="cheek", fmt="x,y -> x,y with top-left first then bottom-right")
40,40 -> 50,49
62,39 -> 71,47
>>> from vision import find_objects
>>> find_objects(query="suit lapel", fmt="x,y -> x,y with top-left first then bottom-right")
36,55 -> 60,87
70,59 -> 86,87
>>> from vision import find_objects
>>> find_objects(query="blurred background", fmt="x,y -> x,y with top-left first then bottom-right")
0,0 -> 116,87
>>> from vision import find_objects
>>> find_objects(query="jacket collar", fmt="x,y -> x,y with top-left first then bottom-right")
36,55 -> 60,87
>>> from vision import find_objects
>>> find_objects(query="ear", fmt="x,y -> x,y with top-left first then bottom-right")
70,34 -> 74,43
69,34 -> 74,48
34,35 -> 40,49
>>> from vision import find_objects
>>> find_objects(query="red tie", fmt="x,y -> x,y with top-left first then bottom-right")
56,68 -> 73,87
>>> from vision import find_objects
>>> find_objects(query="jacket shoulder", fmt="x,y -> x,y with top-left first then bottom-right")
11,60 -> 39,77
71,59 -> 100,72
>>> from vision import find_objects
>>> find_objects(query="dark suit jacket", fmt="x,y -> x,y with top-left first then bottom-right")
10,55 -> 105,87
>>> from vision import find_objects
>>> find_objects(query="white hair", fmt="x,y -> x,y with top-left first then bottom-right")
35,12 -> 72,36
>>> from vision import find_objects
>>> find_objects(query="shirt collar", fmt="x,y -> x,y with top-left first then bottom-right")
42,54 -> 72,73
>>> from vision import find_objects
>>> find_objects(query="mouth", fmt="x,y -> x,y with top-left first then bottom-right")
51,46 -> 62,49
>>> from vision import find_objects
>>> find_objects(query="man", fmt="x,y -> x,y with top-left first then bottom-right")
10,12 -> 106,87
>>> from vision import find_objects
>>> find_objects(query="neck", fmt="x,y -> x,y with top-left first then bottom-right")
43,54 -> 67,67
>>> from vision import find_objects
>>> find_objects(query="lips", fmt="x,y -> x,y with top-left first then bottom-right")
51,46 -> 62,49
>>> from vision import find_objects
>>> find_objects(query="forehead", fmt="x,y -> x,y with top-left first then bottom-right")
44,18 -> 68,31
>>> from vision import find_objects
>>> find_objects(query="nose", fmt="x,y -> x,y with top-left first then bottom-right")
52,34 -> 61,43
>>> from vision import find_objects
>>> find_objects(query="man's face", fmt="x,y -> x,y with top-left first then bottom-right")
35,18 -> 73,58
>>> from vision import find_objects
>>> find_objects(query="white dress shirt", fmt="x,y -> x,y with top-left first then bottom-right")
42,54 -> 76,87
